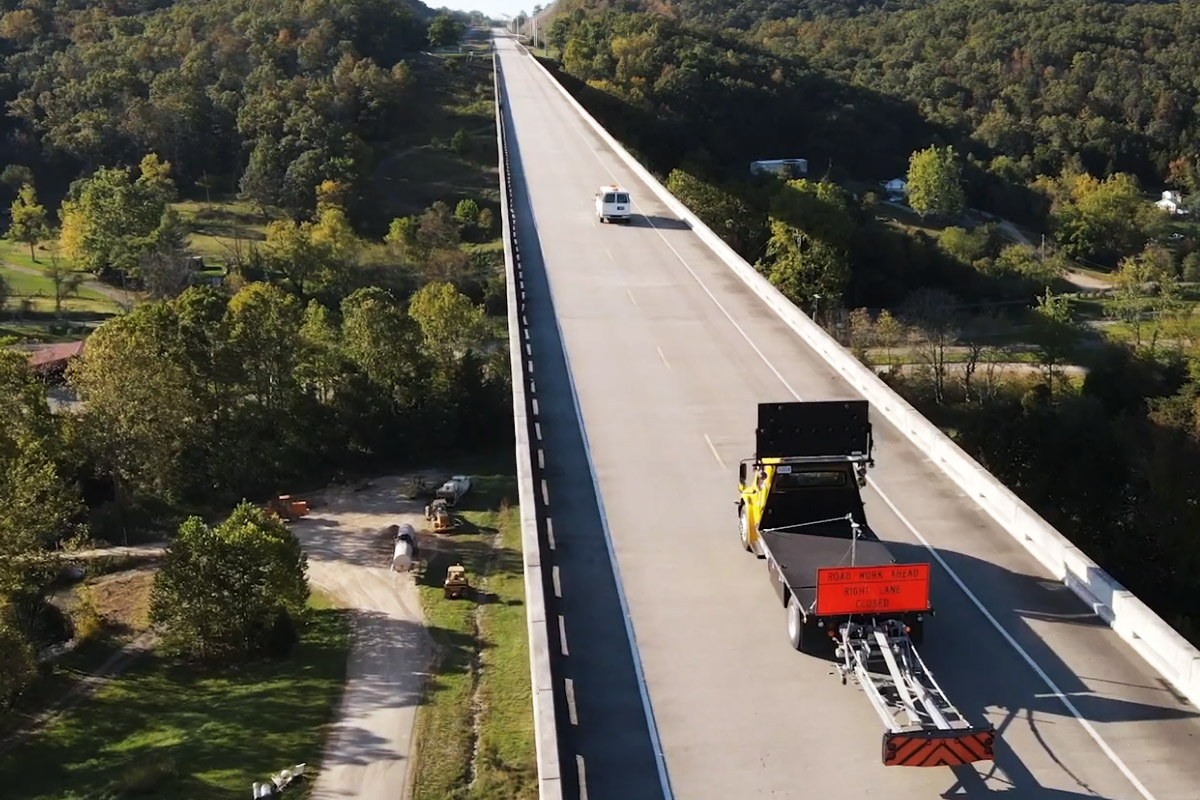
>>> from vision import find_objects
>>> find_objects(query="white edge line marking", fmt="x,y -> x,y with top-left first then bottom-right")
555,67 -> 1157,800
627,288 -> 638,306
656,345 -> 670,370
704,434 -> 725,469
565,676 -> 579,725
510,50 -> 675,800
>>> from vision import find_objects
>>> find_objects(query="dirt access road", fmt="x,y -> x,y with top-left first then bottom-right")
292,473 -> 440,800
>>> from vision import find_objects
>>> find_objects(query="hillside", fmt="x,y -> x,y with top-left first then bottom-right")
544,0 -> 1200,207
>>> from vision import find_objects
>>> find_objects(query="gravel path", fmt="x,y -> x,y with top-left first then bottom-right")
292,475 -> 437,800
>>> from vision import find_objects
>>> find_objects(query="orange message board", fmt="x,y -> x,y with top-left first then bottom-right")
815,563 -> 931,617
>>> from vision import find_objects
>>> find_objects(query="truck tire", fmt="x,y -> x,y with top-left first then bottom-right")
787,595 -> 806,652
738,506 -> 752,553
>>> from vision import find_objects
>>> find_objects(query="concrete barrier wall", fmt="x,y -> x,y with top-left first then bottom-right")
495,52 -> 564,800
517,47 -> 1200,710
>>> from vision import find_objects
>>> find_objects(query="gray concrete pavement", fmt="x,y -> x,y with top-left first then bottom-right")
497,34 -> 1200,800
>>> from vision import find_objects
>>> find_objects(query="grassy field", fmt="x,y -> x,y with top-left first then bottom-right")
410,467 -> 536,800
0,590 -> 351,799
867,347 -> 1044,366
0,261 -> 120,315
173,199 -> 268,264
872,199 -> 950,237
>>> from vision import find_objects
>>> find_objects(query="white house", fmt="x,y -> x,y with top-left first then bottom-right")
1156,190 -> 1187,215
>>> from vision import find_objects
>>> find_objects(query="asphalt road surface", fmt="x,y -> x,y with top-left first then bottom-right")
495,33 -> 1200,800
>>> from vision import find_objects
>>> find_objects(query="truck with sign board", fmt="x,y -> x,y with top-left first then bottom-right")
736,400 -> 995,768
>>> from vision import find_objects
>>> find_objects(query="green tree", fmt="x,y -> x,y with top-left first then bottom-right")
262,218 -> 338,301
6,183 -> 48,261
769,179 -> 855,245
68,307 -> 202,513
296,300 -> 344,403
667,169 -> 766,258
992,243 -> 1062,287
758,220 -> 850,315
341,288 -> 427,404
1182,252 -> 1200,283
60,157 -> 177,278
546,17 -> 571,55
906,145 -> 965,219
454,198 -> 481,225
1037,171 -> 1163,264
875,309 -> 903,369
226,283 -> 304,420
45,256 -> 83,317
1110,251 -> 1158,351
385,216 -> 421,262
0,165 -> 33,193
0,611 -> 36,709
1031,289 -> 1078,389
239,137 -> 285,216
938,226 -> 992,266
408,281 -> 489,364
847,308 -> 874,362
428,14 -> 464,48
339,287 -> 430,454
150,502 -> 309,662
0,350 -> 81,601
311,202 -> 362,270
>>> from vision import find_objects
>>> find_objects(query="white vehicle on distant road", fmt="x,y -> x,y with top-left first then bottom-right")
595,184 -> 633,224
435,475 -> 471,505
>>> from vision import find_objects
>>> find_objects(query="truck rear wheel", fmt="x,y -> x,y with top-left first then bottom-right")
787,596 -> 806,652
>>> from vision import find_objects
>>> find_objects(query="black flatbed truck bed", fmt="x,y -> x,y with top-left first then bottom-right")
760,529 -> 895,604
760,525 -> 926,648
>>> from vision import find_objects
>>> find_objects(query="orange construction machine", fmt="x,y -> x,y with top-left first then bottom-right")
265,495 -> 309,522
425,498 -> 452,532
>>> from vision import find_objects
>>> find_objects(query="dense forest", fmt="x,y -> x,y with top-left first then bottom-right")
540,0 -> 1200,641
0,0 -> 500,231
0,0 -> 508,704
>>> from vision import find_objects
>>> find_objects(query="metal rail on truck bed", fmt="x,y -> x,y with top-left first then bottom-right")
835,618 -> 996,767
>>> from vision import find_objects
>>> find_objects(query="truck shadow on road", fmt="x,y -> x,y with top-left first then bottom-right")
874,539 -> 1199,798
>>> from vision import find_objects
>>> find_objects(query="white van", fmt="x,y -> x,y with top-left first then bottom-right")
595,184 -> 633,224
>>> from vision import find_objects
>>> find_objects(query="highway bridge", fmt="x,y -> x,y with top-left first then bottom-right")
493,32 -> 1200,800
